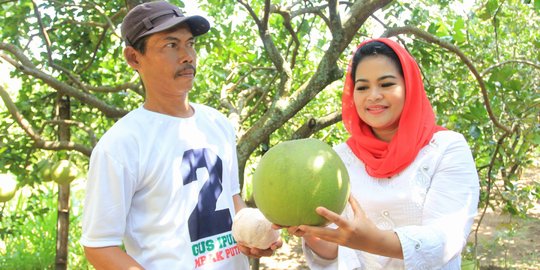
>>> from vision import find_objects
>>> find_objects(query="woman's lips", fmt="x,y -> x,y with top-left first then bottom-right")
366,105 -> 388,114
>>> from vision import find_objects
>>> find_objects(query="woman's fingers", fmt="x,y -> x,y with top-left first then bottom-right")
348,195 -> 364,216
315,206 -> 350,229
298,224 -> 341,244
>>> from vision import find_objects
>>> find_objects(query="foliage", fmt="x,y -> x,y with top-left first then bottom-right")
0,183 -> 89,269
0,0 -> 538,268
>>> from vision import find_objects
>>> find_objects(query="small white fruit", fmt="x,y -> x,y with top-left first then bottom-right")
232,207 -> 280,249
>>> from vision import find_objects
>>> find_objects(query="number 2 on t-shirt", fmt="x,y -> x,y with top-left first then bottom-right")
181,148 -> 232,242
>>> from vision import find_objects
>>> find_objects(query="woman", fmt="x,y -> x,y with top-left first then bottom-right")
288,38 -> 480,269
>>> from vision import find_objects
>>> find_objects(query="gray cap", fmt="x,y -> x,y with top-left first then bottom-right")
121,1 -> 210,46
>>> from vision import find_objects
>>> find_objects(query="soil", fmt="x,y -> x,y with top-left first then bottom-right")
258,165 -> 540,270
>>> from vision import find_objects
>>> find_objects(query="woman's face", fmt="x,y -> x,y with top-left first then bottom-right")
353,55 -> 405,142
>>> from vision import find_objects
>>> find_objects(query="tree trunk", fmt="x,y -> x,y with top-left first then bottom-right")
250,258 -> 260,270
55,94 -> 71,270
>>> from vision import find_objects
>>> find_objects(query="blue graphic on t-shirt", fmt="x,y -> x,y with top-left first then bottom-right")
181,148 -> 232,242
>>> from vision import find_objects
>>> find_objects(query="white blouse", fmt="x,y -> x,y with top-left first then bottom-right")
304,130 -> 480,270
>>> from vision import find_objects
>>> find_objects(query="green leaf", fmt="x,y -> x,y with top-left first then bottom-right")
487,0 -> 500,15
532,132 -> 540,144
489,66 -> 514,82
436,22 -> 450,38
469,124 -> 482,139
453,18 -> 466,43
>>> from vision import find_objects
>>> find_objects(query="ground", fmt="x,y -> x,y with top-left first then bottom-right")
258,165 -> 540,270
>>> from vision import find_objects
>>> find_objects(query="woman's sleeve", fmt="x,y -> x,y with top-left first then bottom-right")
394,134 -> 480,269
302,239 -> 339,270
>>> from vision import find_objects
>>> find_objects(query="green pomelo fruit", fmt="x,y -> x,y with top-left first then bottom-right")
36,159 -> 53,182
52,160 -> 79,185
253,138 -> 350,226
0,173 -> 18,202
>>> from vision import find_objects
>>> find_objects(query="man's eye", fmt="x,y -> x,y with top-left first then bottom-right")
166,43 -> 177,48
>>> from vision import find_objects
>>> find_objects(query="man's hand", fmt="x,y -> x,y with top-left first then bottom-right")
237,239 -> 283,258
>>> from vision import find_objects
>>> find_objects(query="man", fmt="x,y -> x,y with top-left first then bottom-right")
81,2 -> 279,269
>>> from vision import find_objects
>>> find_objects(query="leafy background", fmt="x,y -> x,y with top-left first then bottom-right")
0,0 -> 538,269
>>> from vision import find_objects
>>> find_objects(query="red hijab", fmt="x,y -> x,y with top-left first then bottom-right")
342,38 -> 445,178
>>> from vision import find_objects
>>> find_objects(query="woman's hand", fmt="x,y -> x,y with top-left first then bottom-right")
298,196 -> 403,258
297,196 -> 372,249
272,224 -> 305,237
237,239 -> 282,259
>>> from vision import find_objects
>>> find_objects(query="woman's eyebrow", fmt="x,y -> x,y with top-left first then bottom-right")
355,78 -> 368,83
378,75 -> 397,81
355,74 -> 397,84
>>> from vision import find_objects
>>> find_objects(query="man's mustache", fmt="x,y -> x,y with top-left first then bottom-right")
175,64 -> 197,77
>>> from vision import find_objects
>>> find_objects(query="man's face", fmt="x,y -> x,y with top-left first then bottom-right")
135,24 -> 197,98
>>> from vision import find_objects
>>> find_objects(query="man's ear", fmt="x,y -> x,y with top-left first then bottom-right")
124,46 -> 141,70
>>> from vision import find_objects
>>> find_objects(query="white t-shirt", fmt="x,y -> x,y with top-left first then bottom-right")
304,130 -> 480,270
81,104 -> 249,270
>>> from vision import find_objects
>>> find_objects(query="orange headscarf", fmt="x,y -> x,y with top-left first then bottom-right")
342,38 -> 445,178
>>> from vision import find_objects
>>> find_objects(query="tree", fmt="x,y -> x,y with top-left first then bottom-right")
1,0 -> 538,268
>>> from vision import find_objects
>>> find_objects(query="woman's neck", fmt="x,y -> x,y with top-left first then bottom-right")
372,127 -> 398,142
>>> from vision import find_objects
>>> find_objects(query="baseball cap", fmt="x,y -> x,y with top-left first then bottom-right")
121,1 -> 210,46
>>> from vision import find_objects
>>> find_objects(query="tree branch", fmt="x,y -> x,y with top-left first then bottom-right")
0,85 -> 92,156
270,4 -> 301,68
262,0 -> 271,29
473,132 -> 509,261
382,25 -> 513,134
220,65 -> 276,119
291,3 -> 327,17
328,0 -> 343,37
0,43 -> 128,118
237,0 -> 294,135
86,82 -> 143,96
237,0 -> 262,28
291,111 -> 342,139
481,59 -> 540,76
237,0 -> 392,172
31,0 -> 88,91
78,25 -> 110,74
341,0 -> 392,44
238,0 -> 291,77
44,119 -> 98,147
49,0 -> 123,39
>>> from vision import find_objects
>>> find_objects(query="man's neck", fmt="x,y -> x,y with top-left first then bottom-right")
143,95 -> 194,118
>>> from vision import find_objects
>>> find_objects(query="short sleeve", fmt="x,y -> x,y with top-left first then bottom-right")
81,147 -> 137,247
